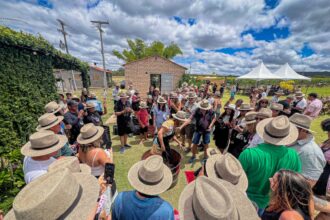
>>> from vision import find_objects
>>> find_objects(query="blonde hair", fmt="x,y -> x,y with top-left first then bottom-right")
80,138 -> 102,153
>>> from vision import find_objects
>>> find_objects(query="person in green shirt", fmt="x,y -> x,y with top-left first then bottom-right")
239,115 -> 301,216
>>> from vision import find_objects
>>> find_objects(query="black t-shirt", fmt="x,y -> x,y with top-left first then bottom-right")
191,108 -> 215,133
84,112 -> 103,126
115,101 -> 131,123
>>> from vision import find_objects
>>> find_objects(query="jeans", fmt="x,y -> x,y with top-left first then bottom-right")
192,131 -> 211,145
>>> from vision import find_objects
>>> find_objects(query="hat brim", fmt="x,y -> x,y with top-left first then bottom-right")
291,122 -> 315,133
206,154 -> 248,192
178,178 -> 258,220
197,102 -> 212,110
5,173 -> 99,220
237,107 -> 254,111
256,118 -> 298,146
36,116 -> 64,131
172,114 -> 188,122
128,160 -> 172,196
48,105 -> 62,114
157,100 -> 167,104
21,135 -> 67,157
77,126 -> 104,145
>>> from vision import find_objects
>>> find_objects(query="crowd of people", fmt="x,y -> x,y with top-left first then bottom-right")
3,80 -> 330,220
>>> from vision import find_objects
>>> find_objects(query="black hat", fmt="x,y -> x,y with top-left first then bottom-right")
321,119 -> 330,132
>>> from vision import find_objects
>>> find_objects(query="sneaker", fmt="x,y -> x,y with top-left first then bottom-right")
120,147 -> 126,154
188,156 -> 196,164
124,144 -> 132,148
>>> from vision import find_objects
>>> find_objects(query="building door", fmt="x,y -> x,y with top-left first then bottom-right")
161,73 -> 173,94
150,74 -> 161,90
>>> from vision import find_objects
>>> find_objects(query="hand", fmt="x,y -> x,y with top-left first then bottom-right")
161,145 -> 166,152
78,110 -> 84,118
98,175 -> 111,196
206,127 -> 212,132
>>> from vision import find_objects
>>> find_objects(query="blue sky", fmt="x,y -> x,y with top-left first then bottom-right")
2,0 -> 329,74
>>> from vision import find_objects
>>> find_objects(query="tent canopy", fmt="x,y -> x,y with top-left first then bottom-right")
273,63 -> 311,81
236,62 -> 281,81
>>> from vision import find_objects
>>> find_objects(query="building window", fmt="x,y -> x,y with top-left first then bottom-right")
150,74 -> 161,90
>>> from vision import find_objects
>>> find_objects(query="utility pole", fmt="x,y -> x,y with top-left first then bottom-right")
57,19 -> 77,91
91,20 -> 110,89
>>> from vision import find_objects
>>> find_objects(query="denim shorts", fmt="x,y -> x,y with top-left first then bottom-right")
192,131 -> 211,145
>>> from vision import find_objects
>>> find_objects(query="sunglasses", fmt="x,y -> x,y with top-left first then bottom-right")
260,102 -> 268,104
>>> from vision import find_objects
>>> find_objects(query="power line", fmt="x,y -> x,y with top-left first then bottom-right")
91,20 -> 110,89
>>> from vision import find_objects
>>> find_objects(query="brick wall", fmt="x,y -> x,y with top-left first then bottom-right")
89,68 -> 104,88
54,69 -> 83,91
124,56 -> 186,99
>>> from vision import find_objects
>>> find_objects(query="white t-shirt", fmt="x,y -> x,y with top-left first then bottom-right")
23,156 -> 56,184
247,133 -> 264,148
296,98 -> 307,110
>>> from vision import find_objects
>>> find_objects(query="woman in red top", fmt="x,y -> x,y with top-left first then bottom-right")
136,102 -> 150,144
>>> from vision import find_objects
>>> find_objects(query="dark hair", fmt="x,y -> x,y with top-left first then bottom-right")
120,84 -> 125,89
321,118 -> 330,131
220,108 -> 235,122
308,93 -> 318,99
157,103 -> 166,112
268,170 -> 313,218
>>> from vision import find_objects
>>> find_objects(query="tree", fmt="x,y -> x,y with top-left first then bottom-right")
113,39 -> 183,62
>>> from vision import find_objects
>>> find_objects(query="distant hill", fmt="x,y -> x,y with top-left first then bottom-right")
298,72 -> 330,77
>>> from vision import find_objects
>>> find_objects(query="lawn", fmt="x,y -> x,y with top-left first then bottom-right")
79,79 -> 330,208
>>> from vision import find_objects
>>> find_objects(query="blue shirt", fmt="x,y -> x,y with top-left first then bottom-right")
112,191 -> 174,220
87,99 -> 103,113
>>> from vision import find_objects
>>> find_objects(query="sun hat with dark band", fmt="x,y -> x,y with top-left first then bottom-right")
198,99 -> 212,110
257,108 -> 272,119
48,156 -> 91,174
21,131 -> 68,157
270,103 -> 284,111
139,102 -> 148,109
275,90 -> 284,95
243,111 -> 257,125
44,101 -> 61,114
206,153 -> 248,191
128,155 -> 172,196
36,113 -> 63,131
289,113 -> 314,133
225,104 -> 236,111
157,96 -> 167,104
172,111 -> 188,122
238,103 -> 253,111
256,115 -> 298,146
5,168 -> 99,220
77,123 -> 104,145
178,176 -> 259,220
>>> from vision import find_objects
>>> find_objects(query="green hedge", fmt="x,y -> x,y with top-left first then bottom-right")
0,26 -> 89,213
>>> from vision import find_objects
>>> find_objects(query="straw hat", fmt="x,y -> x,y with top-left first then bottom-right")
206,148 -> 221,157
187,92 -> 197,99
295,91 -> 305,98
36,113 -> 63,131
178,176 -> 258,220
206,153 -> 248,191
157,96 -> 167,104
72,95 -> 80,101
154,87 -> 160,92
44,101 -> 61,114
270,103 -> 284,111
243,111 -> 257,125
170,92 -> 178,99
257,97 -> 269,104
172,111 -> 188,122
139,102 -> 148,109
86,102 -> 96,109
225,104 -> 236,111
237,103 -> 253,111
257,108 -> 272,119
5,168 -> 99,220
289,113 -> 314,133
287,94 -> 295,100
275,90 -> 284,95
198,99 -> 212,110
21,131 -> 67,157
77,123 -> 104,145
48,156 -> 91,174
128,155 -> 172,196
256,115 -> 298,146
182,82 -> 188,87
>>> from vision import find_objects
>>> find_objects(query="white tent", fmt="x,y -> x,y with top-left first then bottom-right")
236,62 -> 281,81
273,63 -> 311,81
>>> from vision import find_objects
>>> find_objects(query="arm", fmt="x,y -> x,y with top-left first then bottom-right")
157,127 -> 168,152
98,150 -> 113,167
179,118 -> 192,130
313,196 -> 330,213
279,210 -> 304,220
136,112 -> 144,128
208,117 -> 217,131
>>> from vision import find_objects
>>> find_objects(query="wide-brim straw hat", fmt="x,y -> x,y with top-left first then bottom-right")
178,176 -> 258,220
5,168 -> 99,220
157,96 -> 167,104
275,90 -> 284,95
128,155 -> 172,196
198,99 -> 212,110
45,101 -> 61,114
257,108 -> 272,119
270,103 -> 284,111
289,113 -> 315,133
206,153 -> 248,191
172,111 -> 188,122
85,102 -> 96,109
187,92 -> 197,99
256,116 -> 298,146
295,92 -> 305,98
237,103 -> 254,111
243,111 -> 257,125
77,123 -> 104,145
21,131 -> 67,157
225,104 -> 236,111
48,156 -> 91,174
139,102 -> 148,109
36,113 -> 64,131
257,97 -> 269,103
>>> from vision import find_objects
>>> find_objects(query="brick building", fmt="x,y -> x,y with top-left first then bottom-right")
53,69 -> 83,92
124,56 -> 187,97
89,65 -> 112,88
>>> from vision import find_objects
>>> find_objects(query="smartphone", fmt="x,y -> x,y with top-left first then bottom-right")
104,163 -> 115,184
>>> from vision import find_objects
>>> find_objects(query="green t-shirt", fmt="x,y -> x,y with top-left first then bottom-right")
239,143 -> 301,209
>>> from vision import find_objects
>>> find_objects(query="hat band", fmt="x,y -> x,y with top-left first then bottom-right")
292,122 -> 310,130
33,139 -> 60,150
41,118 -> 59,127
82,129 -> 99,140
58,186 -> 83,219
264,127 -> 289,138
138,171 -> 164,185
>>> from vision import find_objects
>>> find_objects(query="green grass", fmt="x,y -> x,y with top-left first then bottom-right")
76,81 -> 329,209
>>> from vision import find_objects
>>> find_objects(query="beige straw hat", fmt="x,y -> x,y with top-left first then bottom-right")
197,99 -> 212,110
48,156 -> 91,174
270,103 -> 284,111
275,90 -> 284,95
295,91 -> 305,98
128,155 -> 172,196
206,153 -> 248,191
187,92 -> 197,99
243,111 -> 257,125
172,111 -> 188,122
5,168 -> 99,220
257,108 -> 272,119
238,103 -> 253,111
289,113 -> 314,133
77,123 -> 104,145
85,102 -> 96,109
44,101 -> 61,114
36,113 -> 63,131
256,115 -> 298,146
21,131 -> 67,157
225,104 -> 236,111
139,101 -> 148,109
157,96 -> 167,104
179,176 -> 258,220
